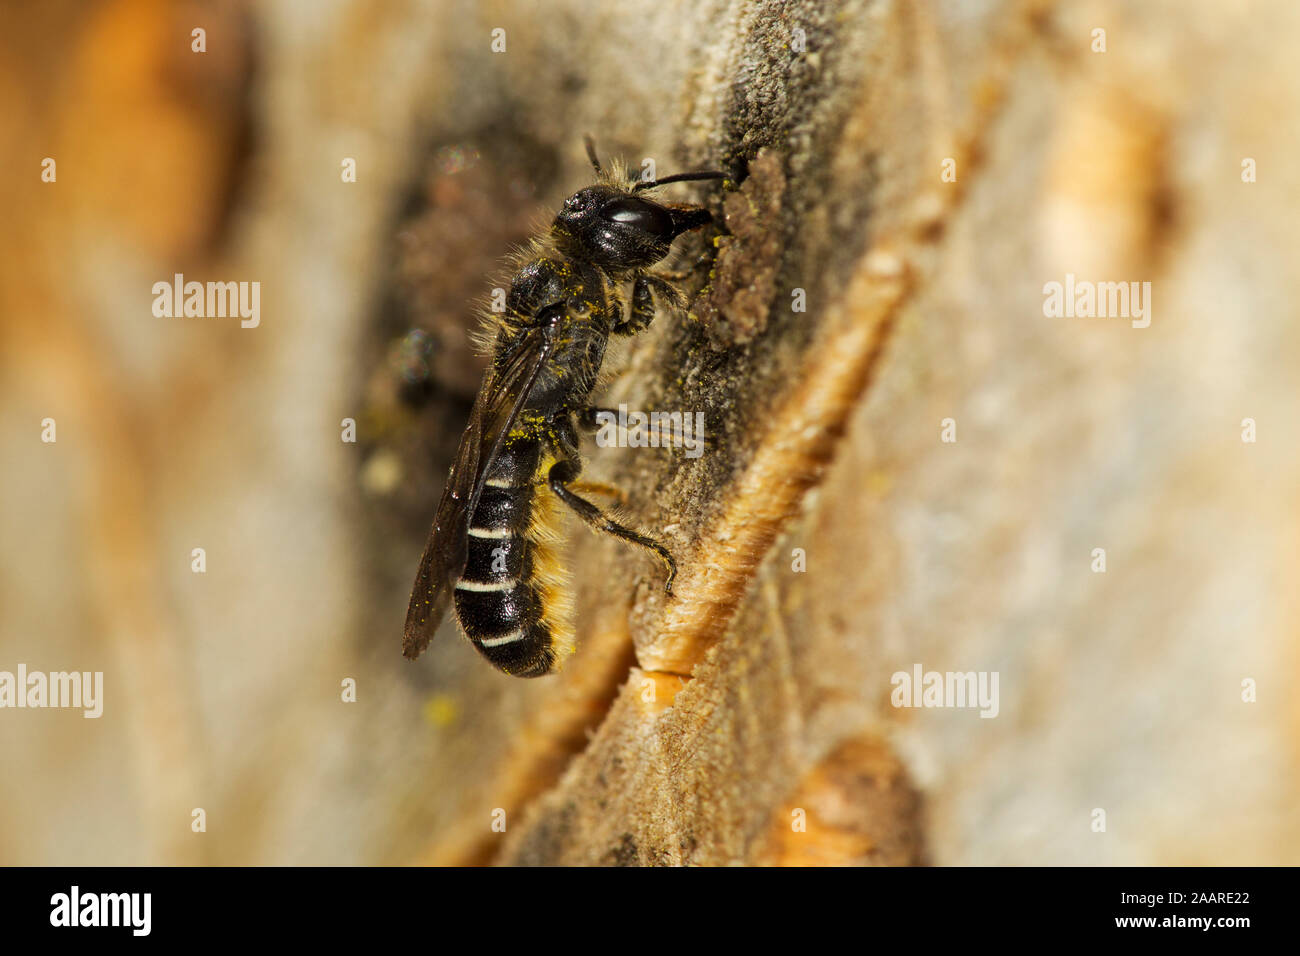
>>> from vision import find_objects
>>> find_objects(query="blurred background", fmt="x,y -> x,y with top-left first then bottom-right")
1,0 -> 1297,865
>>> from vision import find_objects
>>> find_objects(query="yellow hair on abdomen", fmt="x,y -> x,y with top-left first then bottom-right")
526,451 -> 575,667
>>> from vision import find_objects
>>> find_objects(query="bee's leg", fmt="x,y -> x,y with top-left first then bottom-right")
611,274 -> 659,336
577,405 -> 691,450
640,274 -> 686,315
653,249 -> 713,282
568,480 -> 628,507
606,286 -> 627,329
547,458 -> 676,593
574,405 -> 607,432
547,419 -> 623,500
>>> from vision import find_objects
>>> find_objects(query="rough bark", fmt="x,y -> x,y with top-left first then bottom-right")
2,0 -> 1297,866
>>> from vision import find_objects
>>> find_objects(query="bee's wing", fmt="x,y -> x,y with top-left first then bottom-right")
402,318 -> 557,660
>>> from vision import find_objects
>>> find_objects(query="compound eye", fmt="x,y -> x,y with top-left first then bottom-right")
601,197 -> 674,238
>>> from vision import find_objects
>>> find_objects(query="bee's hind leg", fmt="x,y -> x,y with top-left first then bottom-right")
546,457 -> 676,594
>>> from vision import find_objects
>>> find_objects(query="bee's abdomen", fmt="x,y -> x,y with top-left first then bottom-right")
454,449 -> 557,677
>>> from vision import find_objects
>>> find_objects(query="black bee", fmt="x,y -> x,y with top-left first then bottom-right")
403,138 -> 725,677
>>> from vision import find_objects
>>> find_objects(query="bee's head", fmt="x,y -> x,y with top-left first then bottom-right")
552,185 -> 712,270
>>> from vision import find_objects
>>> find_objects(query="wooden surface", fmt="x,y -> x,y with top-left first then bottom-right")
2,0 -> 1297,865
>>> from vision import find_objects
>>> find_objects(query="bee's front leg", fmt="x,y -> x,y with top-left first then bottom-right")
611,273 -> 688,336
611,274 -> 656,336
653,248 -> 713,282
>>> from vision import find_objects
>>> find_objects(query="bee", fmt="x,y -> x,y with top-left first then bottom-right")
403,138 -> 726,677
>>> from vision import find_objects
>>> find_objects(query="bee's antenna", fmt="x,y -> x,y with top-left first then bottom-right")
633,170 -> 727,191
583,135 -> 603,176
